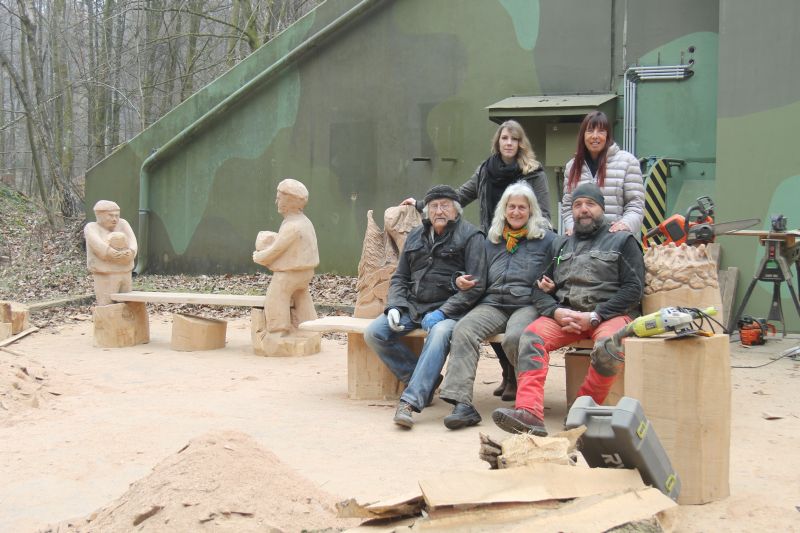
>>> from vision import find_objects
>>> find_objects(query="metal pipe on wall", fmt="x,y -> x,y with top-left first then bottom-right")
135,0 -> 385,274
622,65 -> 693,156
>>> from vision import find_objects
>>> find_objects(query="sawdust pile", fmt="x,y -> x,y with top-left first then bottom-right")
0,355 -> 60,422
43,430 -> 359,532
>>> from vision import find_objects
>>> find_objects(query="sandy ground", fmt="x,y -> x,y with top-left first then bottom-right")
1,314 -> 799,532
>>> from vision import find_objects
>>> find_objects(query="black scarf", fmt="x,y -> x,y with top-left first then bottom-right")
486,153 -> 522,213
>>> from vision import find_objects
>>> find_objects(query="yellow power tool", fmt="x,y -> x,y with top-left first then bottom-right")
600,306 -> 718,360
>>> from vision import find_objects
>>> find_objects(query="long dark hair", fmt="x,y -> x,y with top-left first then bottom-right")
567,111 -> 613,192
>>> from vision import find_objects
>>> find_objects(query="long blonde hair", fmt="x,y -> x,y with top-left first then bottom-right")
490,120 -> 540,174
487,182 -> 550,243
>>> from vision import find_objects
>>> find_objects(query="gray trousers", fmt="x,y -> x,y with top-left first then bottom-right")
439,304 -> 538,405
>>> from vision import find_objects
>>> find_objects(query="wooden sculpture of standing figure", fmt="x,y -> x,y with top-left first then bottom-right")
252,179 -> 321,356
84,200 -> 138,306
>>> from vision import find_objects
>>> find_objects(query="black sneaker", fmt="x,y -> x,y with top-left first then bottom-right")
443,402 -> 482,430
394,400 -> 414,429
426,374 -> 444,406
492,407 -> 548,436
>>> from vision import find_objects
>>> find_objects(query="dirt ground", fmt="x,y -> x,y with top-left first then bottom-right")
1,313 -> 799,532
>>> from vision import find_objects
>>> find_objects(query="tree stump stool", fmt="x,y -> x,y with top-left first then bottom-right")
171,313 -> 227,351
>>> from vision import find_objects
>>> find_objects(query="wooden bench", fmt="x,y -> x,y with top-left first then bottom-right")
110,291 -> 265,307
298,316 -> 603,401
108,291 -> 266,349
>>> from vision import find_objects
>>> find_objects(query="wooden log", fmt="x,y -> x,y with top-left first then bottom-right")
93,303 -> 150,348
0,300 -> 31,335
171,313 -> 227,351
624,334 -> 730,505
565,352 -> 625,407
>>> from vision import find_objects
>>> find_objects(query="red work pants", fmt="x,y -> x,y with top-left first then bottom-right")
515,315 -> 631,419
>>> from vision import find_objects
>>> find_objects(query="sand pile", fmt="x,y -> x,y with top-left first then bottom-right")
0,355 -> 60,422
43,430 -> 359,532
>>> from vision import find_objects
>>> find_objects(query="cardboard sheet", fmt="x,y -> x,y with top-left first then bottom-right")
419,463 -> 645,509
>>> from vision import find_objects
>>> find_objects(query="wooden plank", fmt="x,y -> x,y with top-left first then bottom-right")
0,327 -> 39,348
110,291 -> 265,307
718,267 -> 739,331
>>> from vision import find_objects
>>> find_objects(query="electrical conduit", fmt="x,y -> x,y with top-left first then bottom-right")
622,65 -> 693,156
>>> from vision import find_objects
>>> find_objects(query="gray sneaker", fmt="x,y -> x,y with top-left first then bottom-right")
394,400 -> 414,429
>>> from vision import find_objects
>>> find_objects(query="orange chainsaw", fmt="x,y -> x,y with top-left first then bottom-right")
642,196 -> 759,249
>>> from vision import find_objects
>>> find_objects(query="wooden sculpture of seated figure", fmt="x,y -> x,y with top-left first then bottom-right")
251,178 -> 321,356
84,200 -> 138,306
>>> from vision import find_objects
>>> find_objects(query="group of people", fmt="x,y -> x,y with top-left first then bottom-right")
364,111 -> 646,435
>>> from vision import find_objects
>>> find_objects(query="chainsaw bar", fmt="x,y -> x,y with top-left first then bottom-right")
709,218 -> 760,234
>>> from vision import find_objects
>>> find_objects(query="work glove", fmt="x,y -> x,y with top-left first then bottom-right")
421,309 -> 446,332
387,308 -> 404,332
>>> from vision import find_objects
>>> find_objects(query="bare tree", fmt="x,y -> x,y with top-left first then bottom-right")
0,0 -> 321,218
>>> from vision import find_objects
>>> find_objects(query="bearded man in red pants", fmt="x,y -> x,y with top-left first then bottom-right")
492,183 -> 644,436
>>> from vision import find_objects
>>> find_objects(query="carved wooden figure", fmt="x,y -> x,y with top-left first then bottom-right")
84,200 -> 137,306
252,179 -> 321,356
353,205 -> 422,318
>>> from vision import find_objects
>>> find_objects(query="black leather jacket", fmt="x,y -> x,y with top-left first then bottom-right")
387,216 -> 486,323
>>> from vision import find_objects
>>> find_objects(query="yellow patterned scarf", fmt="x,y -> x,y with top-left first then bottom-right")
502,225 -> 528,253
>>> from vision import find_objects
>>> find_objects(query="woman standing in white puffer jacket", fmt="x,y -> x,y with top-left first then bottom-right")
561,111 -> 645,236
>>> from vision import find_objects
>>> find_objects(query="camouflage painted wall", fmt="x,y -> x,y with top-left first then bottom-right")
715,0 -> 800,332
87,0 -> 728,278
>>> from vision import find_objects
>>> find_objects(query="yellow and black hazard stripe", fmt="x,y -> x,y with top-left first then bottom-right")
641,159 -> 668,241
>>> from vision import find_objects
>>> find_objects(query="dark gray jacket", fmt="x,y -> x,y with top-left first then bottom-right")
387,216 -> 486,323
414,160 -> 551,233
533,222 -> 644,319
481,231 -> 556,310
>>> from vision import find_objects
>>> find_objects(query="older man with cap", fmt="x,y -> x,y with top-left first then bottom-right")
84,200 -> 138,306
492,183 -> 644,436
364,184 -> 487,429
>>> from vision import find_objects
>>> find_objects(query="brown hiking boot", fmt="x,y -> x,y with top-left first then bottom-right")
492,407 -> 547,436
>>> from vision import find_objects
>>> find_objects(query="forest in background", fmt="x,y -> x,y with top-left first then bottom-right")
0,0 -> 321,225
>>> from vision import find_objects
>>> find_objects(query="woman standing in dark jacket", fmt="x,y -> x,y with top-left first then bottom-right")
401,120 -> 552,397
403,119 -> 551,230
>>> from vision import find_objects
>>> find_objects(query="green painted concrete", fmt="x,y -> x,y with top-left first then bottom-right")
83,0 -> 799,332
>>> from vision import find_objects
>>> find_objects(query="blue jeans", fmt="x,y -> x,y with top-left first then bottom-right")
364,314 -> 456,411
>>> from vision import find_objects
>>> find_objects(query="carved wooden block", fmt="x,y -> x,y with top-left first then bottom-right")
347,333 -> 423,400
171,313 -> 227,351
0,322 -> 11,341
625,334 -> 730,505
0,300 -> 31,335
93,302 -> 149,348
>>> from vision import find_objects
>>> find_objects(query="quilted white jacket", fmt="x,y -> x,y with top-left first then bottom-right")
561,143 -> 645,236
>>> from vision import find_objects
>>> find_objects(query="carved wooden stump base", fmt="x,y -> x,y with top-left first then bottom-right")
254,331 -> 321,357
93,302 -> 149,348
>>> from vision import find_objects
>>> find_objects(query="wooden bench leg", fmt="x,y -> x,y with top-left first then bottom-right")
347,333 -> 423,400
565,352 -> 625,407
